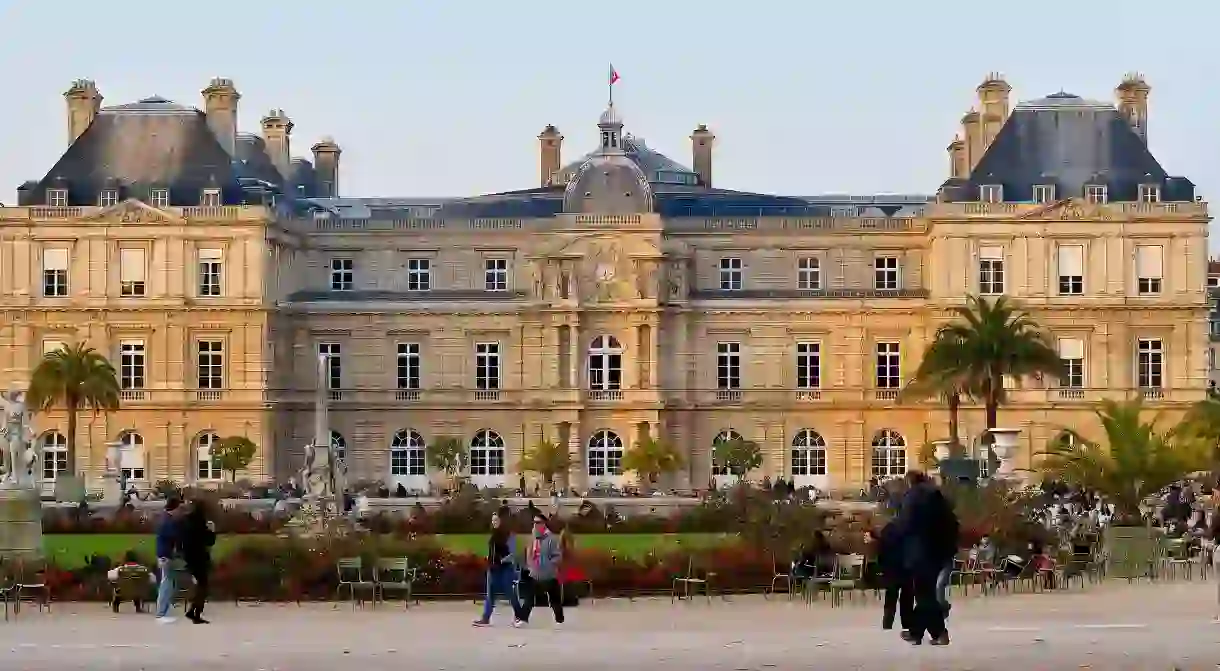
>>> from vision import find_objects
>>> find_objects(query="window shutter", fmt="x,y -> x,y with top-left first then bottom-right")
978,246 -> 1003,260
1057,337 -> 1084,360
1056,245 -> 1084,276
43,248 -> 68,271
199,248 -> 222,261
41,340 -> 64,355
1135,245 -> 1163,279
119,248 -> 146,282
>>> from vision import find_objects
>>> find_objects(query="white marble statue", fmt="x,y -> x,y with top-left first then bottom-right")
0,389 -> 37,488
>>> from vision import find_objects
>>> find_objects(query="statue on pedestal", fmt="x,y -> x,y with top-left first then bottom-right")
0,389 -> 37,489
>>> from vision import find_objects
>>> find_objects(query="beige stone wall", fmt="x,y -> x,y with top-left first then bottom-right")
0,200 -> 1207,492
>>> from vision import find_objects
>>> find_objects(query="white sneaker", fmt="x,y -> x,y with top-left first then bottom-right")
511,619 -> 525,628
156,616 -> 177,624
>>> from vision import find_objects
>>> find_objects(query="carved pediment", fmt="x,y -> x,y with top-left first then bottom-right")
81,199 -> 184,224
1019,198 -> 1112,221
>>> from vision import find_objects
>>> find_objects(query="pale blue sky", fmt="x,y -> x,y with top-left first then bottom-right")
2,0 -> 1217,216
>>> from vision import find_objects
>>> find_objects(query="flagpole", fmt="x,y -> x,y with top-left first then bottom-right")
608,63 -> 614,105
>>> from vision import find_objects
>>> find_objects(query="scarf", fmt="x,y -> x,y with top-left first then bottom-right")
531,532 -> 545,564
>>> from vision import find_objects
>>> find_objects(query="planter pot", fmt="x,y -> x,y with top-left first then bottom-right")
1104,524 -> 1157,580
987,428 -> 1021,478
931,440 -> 953,462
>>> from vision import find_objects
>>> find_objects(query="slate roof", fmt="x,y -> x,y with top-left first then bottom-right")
18,97 -> 286,207
940,92 -> 1195,202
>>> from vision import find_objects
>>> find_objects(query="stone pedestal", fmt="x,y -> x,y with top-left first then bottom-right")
0,487 -> 42,560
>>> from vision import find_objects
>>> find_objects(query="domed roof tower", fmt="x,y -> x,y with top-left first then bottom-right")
563,102 -> 653,214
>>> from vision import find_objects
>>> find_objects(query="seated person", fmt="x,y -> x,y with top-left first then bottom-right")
107,551 -> 156,612
971,535 -> 997,565
793,531 -> 836,579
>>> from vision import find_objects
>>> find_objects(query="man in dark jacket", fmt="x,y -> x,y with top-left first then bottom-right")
893,471 -> 957,646
876,520 -> 913,632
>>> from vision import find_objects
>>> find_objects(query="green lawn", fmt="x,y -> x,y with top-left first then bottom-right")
44,533 -> 734,567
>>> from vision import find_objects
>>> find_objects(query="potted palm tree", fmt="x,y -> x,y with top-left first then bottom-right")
26,343 -> 121,480
621,435 -> 684,494
517,440 -> 572,492
1036,398 -> 1211,579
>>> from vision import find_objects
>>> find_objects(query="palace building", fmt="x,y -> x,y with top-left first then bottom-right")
0,74 -> 1209,494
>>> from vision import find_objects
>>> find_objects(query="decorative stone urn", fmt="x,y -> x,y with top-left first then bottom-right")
987,428 -> 1022,479
931,439 -> 953,462
101,440 -> 124,505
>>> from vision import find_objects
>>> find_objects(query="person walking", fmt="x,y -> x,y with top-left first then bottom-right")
153,497 -> 185,624
876,519 -> 913,633
516,512 -> 564,627
893,470 -> 958,646
181,497 -> 217,624
473,506 -> 523,627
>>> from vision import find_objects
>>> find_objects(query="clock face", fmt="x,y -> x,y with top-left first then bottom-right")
596,263 -> 615,281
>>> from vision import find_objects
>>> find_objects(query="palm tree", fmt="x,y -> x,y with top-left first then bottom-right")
517,440 -> 572,487
621,436 -> 684,492
933,295 -> 1065,431
902,327 -> 975,452
25,343 -> 121,475
1176,398 -> 1220,480
1036,399 -> 1210,521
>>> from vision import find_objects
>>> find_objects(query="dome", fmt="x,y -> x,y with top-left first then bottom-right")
1017,92 -> 1111,110
599,103 -> 622,126
562,153 -> 653,214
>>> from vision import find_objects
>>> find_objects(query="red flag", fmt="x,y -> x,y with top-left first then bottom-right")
609,65 -> 620,85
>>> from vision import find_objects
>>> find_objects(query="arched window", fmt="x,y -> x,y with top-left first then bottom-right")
712,429 -> 742,477
587,430 -> 624,477
469,430 -> 505,476
390,429 -> 426,476
588,335 -> 623,392
330,430 -> 346,461
870,429 -> 907,479
40,431 -> 68,481
196,432 -> 222,481
117,430 -> 146,481
790,429 -> 827,477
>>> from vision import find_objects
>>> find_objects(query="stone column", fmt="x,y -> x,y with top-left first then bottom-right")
566,421 -> 583,493
544,326 -> 560,388
569,322 -> 581,390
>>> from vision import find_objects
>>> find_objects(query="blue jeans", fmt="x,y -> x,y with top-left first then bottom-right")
155,558 -> 176,617
480,564 -> 522,622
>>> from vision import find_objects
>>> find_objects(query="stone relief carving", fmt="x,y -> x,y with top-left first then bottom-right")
665,259 -> 688,301
584,243 -> 631,302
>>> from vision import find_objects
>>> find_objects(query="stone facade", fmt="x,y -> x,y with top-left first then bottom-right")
0,74 -> 1209,493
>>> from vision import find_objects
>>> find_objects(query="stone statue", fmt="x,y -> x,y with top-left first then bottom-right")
0,389 -> 36,488
301,441 -> 332,502
531,263 -> 546,300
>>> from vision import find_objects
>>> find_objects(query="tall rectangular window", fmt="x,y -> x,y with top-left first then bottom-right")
978,246 -> 1005,295
198,248 -> 223,297
874,256 -> 899,290
119,248 -> 147,297
1137,338 -> 1163,389
150,188 -> 170,208
1138,184 -> 1161,203
197,341 -> 224,390
119,340 -> 145,390
396,343 -> 421,390
979,184 -> 1003,203
47,189 -> 68,207
99,189 -> 119,207
406,258 -> 431,291
42,248 -> 69,297
797,257 -> 821,290
1057,338 -> 1085,388
41,340 -> 65,356
716,342 -> 742,390
795,342 -> 821,389
474,342 -> 501,390
200,188 -> 221,207
875,342 -> 901,389
1135,245 -> 1163,295
718,257 -> 743,291
319,343 -> 342,394
484,258 -> 508,291
1084,185 -> 1108,204
330,258 -> 354,291
1056,244 -> 1084,295
1033,184 -> 1056,204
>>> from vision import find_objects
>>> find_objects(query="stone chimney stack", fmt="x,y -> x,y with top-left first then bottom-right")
947,136 -> 967,179
961,109 -> 982,173
260,109 -> 294,180
690,124 -> 715,188
538,125 -> 563,186
1116,73 -> 1150,143
64,79 -> 103,146
311,137 -> 342,198
976,73 -> 1011,153
202,77 -> 241,156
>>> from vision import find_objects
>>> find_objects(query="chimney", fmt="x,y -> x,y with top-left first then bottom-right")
311,137 -> 342,198
976,73 -> 1011,152
538,125 -> 563,186
961,109 -> 982,172
690,124 -> 715,188
260,109 -> 294,180
1116,73 -> 1150,143
64,79 -> 102,146
947,136 -> 967,179
202,77 -> 240,156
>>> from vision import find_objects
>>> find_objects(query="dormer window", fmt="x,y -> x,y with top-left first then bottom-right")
1033,185 -> 1056,204
200,189 -> 221,207
979,185 -> 1003,203
1138,184 -> 1161,203
1084,184 -> 1108,204
47,189 -> 68,207
149,188 -> 169,208
99,189 -> 118,207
